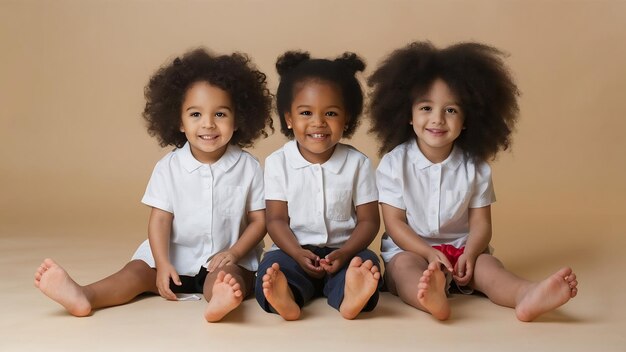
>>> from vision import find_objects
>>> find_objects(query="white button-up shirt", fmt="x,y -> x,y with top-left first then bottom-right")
377,139 -> 495,262
132,142 -> 265,275
265,141 -> 378,249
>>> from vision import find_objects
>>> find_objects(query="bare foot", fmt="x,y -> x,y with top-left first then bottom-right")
515,267 -> 578,322
204,271 -> 243,322
262,263 -> 300,321
339,257 -> 380,320
417,261 -> 450,320
34,258 -> 91,317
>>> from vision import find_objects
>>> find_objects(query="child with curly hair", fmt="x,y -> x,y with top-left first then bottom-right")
34,48 -> 273,322
369,41 -> 578,322
255,51 -> 381,320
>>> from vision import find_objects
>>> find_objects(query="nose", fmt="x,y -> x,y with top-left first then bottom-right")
431,110 -> 445,125
202,115 -> 216,129
312,113 -> 327,127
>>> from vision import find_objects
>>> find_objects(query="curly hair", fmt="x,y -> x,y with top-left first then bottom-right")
368,41 -> 520,161
275,51 -> 366,139
143,48 -> 273,148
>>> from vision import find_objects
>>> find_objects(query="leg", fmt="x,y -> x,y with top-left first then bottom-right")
34,258 -> 157,316
325,250 -> 381,320
470,254 -> 578,322
385,251 -> 450,320
254,250 -> 318,321
202,264 -> 253,322
261,263 -> 301,321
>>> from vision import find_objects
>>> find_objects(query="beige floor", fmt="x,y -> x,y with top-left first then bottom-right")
3,0 -> 626,351
2,223 -> 623,352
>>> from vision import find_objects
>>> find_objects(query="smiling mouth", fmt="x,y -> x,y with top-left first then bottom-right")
199,135 -> 219,140
308,133 -> 328,139
426,129 -> 447,135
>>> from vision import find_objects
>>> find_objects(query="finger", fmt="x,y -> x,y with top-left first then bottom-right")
304,261 -> 322,272
326,264 -> 339,274
216,256 -> 228,269
207,257 -> 217,273
158,281 -> 176,300
465,261 -> 473,278
164,287 -> 177,300
439,258 -> 453,273
456,260 -> 466,277
303,250 -> 320,262
171,271 -> 182,286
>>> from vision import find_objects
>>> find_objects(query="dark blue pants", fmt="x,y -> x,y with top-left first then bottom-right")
255,246 -> 381,313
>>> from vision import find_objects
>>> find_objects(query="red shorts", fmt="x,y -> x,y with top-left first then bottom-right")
432,244 -> 465,268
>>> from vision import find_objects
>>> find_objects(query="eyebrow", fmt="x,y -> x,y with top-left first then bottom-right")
414,99 -> 460,106
185,105 -> 233,112
296,104 -> 344,110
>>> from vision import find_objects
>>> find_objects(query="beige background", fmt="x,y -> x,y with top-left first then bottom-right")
1,0 -> 625,351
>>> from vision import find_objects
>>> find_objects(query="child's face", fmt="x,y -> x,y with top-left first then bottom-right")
285,80 -> 347,164
411,78 -> 464,163
180,81 -> 236,164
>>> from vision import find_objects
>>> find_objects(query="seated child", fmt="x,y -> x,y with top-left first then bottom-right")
255,51 -> 382,320
369,41 -> 578,321
34,48 -> 273,322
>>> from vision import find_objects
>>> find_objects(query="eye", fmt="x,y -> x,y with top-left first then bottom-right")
190,112 -> 201,118
215,111 -> 227,118
446,107 -> 459,114
325,111 -> 338,117
299,110 -> 312,116
419,106 -> 431,112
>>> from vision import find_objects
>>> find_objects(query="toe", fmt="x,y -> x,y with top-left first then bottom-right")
350,256 -> 363,267
361,259 -> 374,270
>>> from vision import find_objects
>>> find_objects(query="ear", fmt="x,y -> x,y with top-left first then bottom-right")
285,112 -> 293,129
343,115 -> 351,132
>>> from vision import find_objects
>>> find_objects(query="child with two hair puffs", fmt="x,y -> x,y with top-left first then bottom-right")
369,41 -> 578,322
255,51 -> 382,320
34,48 -> 273,322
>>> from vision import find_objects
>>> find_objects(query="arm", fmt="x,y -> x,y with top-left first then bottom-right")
381,203 -> 454,272
206,209 -> 266,272
147,207 -> 179,300
320,201 -> 380,274
453,205 -> 492,285
266,200 -> 324,278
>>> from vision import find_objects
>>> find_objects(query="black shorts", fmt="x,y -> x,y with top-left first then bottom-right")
169,267 -> 208,294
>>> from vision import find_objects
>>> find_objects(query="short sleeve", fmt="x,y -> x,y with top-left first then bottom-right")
469,162 -> 496,208
264,153 -> 287,201
247,162 -> 266,211
376,153 -> 406,210
141,159 -> 173,213
353,157 -> 378,206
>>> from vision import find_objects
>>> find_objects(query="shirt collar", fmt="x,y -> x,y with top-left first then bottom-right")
178,142 -> 242,173
408,139 -> 464,170
284,140 -> 348,174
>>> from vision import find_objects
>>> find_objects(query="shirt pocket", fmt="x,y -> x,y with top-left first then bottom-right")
443,190 -> 471,221
326,189 -> 353,221
217,186 -> 246,217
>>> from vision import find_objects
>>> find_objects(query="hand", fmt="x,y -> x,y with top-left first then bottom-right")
427,250 -> 454,274
319,249 -> 348,274
452,253 -> 475,286
156,262 -> 181,300
207,250 -> 239,273
295,248 -> 325,279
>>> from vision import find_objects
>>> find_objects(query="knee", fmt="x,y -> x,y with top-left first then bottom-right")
124,260 -> 153,276
390,252 -> 426,271
476,253 -> 504,268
